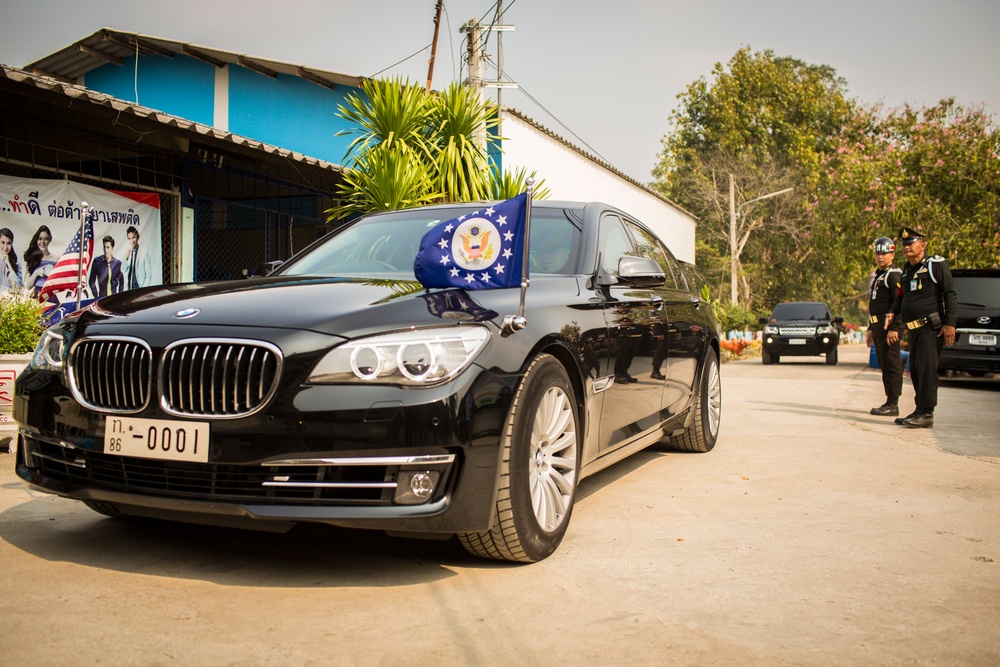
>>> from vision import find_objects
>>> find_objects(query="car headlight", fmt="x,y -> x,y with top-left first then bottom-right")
763,325 -> 778,335
815,325 -> 835,334
309,326 -> 491,385
30,328 -> 67,373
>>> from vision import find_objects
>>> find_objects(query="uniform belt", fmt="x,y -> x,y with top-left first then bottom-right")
869,315 -> 879,324
905,318 -> 927,330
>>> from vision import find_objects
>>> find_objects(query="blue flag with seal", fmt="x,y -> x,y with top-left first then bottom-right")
413,193 -> 528,290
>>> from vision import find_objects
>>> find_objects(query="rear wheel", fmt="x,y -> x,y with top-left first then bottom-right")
669,348 -> 721,453
458,354 -> 581,563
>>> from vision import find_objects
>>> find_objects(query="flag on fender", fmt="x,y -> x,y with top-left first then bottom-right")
413,193 -> 528,290
38,214 -> 95,303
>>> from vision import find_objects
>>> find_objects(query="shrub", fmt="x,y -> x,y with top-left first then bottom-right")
0,287 -> 45,354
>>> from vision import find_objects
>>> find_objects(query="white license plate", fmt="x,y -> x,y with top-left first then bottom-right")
969,333 -> 997,346
789,339 -> 806,345
105,416 -> 210,463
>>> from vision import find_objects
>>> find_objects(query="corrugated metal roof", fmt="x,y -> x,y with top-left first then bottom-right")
0,63 -> 344,171
24,27 -> 365,91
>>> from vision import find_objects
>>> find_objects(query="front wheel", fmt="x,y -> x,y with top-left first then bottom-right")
669,347 -> 721,453
826,347 -> 839,365
458,354 -> 581,563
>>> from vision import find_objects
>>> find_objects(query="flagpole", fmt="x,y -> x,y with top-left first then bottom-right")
501,178 -> 533,335
77,201 -> 88,309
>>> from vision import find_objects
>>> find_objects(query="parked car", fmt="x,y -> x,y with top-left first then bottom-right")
938,268 -> 1000,377
759,301 -> 843,365
14,200 -> 721,563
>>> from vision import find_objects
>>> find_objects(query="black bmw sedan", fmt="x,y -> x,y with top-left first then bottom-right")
14,200 -> 721,562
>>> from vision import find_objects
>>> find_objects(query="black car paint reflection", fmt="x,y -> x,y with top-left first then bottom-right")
14,200 -> 721,562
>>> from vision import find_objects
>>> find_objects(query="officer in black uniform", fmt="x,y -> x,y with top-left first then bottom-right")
885,227 -> 957,428
867,237 -> 904,416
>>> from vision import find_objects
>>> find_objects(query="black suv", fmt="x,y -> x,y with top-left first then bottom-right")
939,268 -> 1000,377
759,302 -> 843,365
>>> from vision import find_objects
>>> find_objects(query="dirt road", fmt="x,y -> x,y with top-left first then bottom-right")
1,344 -> 997,666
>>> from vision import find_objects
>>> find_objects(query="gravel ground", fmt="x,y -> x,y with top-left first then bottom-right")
1,343 -> 997,666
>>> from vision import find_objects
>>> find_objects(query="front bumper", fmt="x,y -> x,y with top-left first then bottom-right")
14,365 -> 519,533
762,336 -> 838,357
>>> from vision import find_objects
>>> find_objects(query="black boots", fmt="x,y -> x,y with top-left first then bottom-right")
870,402 -> 899,416
901,412 -> 934,428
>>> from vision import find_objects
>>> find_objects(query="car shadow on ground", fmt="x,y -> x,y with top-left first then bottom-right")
0,489 -> 494,585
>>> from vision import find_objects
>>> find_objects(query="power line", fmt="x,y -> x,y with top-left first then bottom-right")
483,58 -> 611,164
369,43 -> 431,79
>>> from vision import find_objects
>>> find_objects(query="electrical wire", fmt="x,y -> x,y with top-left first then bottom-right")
369,43 -> 432,79
484,58 -> 611,164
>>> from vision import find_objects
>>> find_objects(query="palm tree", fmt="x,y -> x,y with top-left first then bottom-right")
328,77 -> 546,223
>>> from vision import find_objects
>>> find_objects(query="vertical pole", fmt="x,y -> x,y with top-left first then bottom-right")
729,173 -> 738,307
425,0 -> 443,93
78,201 -> 88,309
463,19 -> 485,149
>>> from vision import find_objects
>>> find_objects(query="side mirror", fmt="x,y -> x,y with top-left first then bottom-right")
758,317 -> 768,325
252,260 -> 284,277
615,256 -> 666,288
834,316 -> 844,324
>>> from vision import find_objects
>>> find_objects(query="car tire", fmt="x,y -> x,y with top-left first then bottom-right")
83,500 -> 125,518
762,349 -> 773,365
826,347 -> 838,365
458,354 -> 580,563
668,348 -> 721,453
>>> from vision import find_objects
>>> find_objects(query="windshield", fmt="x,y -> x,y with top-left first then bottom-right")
279,205 -> 582,278
954,276 -> 1000,307
770,302 -> 831,321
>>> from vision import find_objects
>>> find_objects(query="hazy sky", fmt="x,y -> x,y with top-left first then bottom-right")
2,0 -> 998,183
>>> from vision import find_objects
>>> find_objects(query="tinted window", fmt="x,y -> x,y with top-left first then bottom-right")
282,206 -> 582,277
954,276 -> 1000,307
770,303 -> 831,320
625,220 -> 677,289
599,214 -> 635,276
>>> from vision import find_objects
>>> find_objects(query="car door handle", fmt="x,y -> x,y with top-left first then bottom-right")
690,297 -> 701,309
650,294 -> 663,309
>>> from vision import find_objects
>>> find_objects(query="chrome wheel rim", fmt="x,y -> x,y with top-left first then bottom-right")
706,360 -> 721,437
529,386 -> 578,532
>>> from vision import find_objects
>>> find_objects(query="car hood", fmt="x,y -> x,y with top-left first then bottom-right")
76,276 -> 544,339
771,318 -> 833,326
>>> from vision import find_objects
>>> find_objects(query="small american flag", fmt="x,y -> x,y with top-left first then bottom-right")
38,210 -> 95,303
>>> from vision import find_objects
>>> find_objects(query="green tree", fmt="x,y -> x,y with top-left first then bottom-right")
812,99 -> 1000,302
329,78 -> 549,221
653,47 -> 854,313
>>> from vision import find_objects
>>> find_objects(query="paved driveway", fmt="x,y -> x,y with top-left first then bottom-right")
1,344 -> 997,666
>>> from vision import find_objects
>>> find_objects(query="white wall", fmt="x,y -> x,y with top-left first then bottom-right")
499,112 -> 696,263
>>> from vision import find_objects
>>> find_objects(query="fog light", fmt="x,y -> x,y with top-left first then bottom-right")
822,336 -> 830,344
394,470 -> 440,505
766,337 -> 773,345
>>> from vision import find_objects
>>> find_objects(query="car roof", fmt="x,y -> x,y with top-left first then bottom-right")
952,268 -> 1000,278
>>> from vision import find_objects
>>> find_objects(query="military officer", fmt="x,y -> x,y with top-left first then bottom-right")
885,227 -> 957,428
867,237 -> 904,416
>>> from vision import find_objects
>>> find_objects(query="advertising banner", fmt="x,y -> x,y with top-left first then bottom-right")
0,176 -> 162,305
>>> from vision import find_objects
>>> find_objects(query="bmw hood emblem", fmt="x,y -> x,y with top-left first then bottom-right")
173,308 -> 200,319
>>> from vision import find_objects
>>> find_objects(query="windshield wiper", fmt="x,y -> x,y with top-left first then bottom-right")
958,301 -> 988,308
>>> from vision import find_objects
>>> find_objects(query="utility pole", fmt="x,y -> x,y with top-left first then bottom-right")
425,0 -> 443,93
461,18 -> 485,147
496,0 -> 504,111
